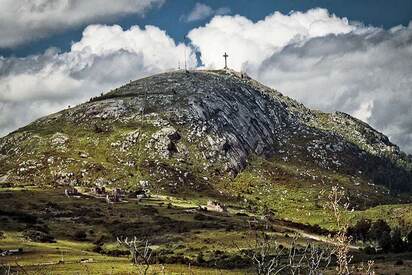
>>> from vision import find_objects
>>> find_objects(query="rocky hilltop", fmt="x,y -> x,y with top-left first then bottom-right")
0,69 -> 411,212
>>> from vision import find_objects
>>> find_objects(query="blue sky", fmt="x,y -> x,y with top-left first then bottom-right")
1,0 -> 411,57
1,0 -> 412,153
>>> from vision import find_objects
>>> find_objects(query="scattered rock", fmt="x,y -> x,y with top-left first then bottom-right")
51,133 -> 69,147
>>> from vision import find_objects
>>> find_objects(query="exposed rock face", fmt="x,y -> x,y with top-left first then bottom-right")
96,70 -> 296,172
0,69 -> 411,194
150,126 -> 181,159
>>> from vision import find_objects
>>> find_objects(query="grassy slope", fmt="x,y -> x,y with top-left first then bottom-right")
1,187 -> 412,274
2,118 -> 411,230
219,155 -> 412,231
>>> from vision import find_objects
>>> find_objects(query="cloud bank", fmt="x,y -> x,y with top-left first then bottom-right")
0,0 -> 164,48
0,24 -> 195,135
188,9 -> 412,153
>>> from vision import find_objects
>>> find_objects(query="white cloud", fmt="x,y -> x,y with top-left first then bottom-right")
188,8 -> 355,69
188,9 -> 412,153
0,0 -> 165,48
0,24 -> 195,135
182,2 -> 230,22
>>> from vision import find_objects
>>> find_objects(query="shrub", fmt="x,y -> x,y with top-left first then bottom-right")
363,246 -> 376,255
391,228 -> 406,253
348,218 -> 371,241
104,248 -> 129,257
23,229 -> 55,243
196,252 -> 205,264
220,254 -> 250,269
194,213 -> 208,221
93,234 -> 109,245
368,219 -> 391,241
31,223 -> 50,233
225,224 -> 235,231
407,230 -> 412,251
235,212 -> 248,217
175,223 -> 189,233
140,206 -> 159,215
73,230 -> 87,241
92,244 -> 103,254
378,231 -> 392,253
395,259 -> 404,265
0,210 -> 37,224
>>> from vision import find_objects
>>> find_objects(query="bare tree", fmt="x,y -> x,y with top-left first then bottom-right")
0,263 -> 11,275
234,224 -> 287,275
323,186 -> 353,275
287,241 -> 306,275
286,236 -> 334,275
0,260 -> 32,275
365,260 -> 375,275
234,220 -> 334,275
324,186 -> 375,275
117,236 -> 152,275
304,243 -> 334,275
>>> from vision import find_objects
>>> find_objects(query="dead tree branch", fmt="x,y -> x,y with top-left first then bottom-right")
117,236 -> 152,275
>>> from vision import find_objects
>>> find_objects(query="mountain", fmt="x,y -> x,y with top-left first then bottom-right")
1,69 -> 411,224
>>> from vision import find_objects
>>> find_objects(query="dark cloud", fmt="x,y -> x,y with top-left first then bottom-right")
255,24 -> 412,153
0,0 -> 165,48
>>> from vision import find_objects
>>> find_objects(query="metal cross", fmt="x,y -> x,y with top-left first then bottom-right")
223,52 -> 228,69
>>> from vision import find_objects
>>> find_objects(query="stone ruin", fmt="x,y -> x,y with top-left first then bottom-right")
105,194 -> 119,204
206,200 -> 227,213
0,248 -> 23,257
64,187 -> 79,197
105,188 -> 124,203
113,188 -> 124,197
91,186 -> 106,196
135,189 -> 149,201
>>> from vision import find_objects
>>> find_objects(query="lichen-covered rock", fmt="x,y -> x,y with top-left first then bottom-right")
51,133 -> 69,148
150,127 -> 181,159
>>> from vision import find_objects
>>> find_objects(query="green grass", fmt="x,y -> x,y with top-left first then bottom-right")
352,203 -> 412,228
0,188 -> 248,274
0,231 -> 245,274
1,186 -> 412,274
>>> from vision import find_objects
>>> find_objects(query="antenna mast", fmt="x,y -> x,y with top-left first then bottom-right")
184,35 -> 187,70
184,47 -> 187,70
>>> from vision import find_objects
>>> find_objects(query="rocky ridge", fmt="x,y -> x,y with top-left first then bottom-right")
0,69 -> 411,197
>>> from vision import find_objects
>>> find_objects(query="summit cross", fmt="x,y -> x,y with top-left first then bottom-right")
223,52 -> 228,69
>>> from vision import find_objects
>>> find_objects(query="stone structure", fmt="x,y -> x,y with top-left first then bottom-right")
91,186 -> 106,196
105,188 -> 124,203
64,187 -> 79,197
206,200 -> 227,213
